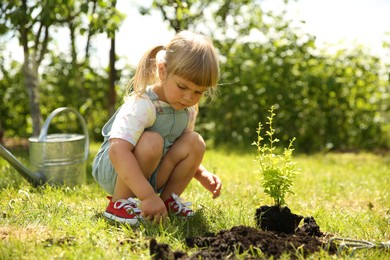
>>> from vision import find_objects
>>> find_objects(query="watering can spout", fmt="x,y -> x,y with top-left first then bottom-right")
0,144 -> 47,187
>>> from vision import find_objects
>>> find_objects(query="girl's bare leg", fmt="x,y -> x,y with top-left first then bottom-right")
112,131 -> 163,200
157,131 -> 206,201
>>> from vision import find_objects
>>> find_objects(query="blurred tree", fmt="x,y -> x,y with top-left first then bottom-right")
1,0 -> 388,152
0,0 -> 124,136
148,0 -> 207,32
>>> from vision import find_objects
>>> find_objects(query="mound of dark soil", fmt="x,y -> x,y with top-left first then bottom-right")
150,217 -> 337,259
255,205 -> 303,234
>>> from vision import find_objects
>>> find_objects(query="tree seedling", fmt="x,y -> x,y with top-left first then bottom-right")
252,105 -> 298,207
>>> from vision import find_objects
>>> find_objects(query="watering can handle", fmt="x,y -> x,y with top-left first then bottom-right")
38,107 -> 89,160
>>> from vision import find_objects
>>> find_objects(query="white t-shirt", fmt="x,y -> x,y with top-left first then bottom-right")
109,92 -> 197,146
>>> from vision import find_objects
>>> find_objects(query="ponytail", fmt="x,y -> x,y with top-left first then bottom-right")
126,45 -> 165,96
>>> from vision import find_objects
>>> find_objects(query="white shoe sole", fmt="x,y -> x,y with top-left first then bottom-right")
103,212 -> 139,225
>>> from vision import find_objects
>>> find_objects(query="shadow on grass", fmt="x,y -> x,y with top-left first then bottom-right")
93,207 -> 212,241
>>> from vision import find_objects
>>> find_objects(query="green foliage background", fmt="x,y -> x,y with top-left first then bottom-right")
0,0 -> 389,152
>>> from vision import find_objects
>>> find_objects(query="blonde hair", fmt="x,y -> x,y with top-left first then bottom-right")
127,31 -> 220,98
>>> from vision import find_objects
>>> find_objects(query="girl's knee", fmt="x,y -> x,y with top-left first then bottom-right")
184,132 -> 206,154
135,131 -> 164,156
146,131 -> 164,146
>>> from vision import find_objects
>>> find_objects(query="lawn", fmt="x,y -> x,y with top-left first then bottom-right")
0,143 -> 389,259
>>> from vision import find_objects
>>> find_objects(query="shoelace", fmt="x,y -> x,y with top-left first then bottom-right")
114,198 -> 142,216
170,193 -> 192,214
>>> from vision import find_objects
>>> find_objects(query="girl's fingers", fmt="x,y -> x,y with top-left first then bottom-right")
143,211 -> 168,223
213,179 -> 222,198
153,214 -> 161,223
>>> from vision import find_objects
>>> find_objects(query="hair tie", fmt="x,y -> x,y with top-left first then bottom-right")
156,49 -> 166,63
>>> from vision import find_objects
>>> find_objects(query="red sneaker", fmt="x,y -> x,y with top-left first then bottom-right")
164,193 -> 194,217
103,196 -> 142,225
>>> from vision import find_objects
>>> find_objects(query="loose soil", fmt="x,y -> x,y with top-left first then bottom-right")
150,216 -> 337,259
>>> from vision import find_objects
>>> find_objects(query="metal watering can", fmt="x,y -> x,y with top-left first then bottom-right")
0,107 -> 89,187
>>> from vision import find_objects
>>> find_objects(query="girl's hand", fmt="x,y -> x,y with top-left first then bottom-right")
140,194 -> 168,222
195,170 -> 222,199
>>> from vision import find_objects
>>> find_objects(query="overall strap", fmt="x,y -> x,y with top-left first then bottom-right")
145,88 -> 159,102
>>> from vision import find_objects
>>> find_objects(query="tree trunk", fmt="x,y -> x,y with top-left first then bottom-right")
23,62 -> 42,136
19,0 -> 42,137
108,36 -> 117,116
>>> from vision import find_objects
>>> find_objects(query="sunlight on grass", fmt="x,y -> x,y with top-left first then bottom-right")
0,145 -> 389,259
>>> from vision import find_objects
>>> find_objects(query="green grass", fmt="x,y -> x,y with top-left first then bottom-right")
0,144 -> 389,259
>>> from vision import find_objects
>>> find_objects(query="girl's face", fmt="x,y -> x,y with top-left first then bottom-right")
160,75 -> 208,110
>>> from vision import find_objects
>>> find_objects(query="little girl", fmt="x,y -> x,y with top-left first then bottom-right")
92,31 -> 222,225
